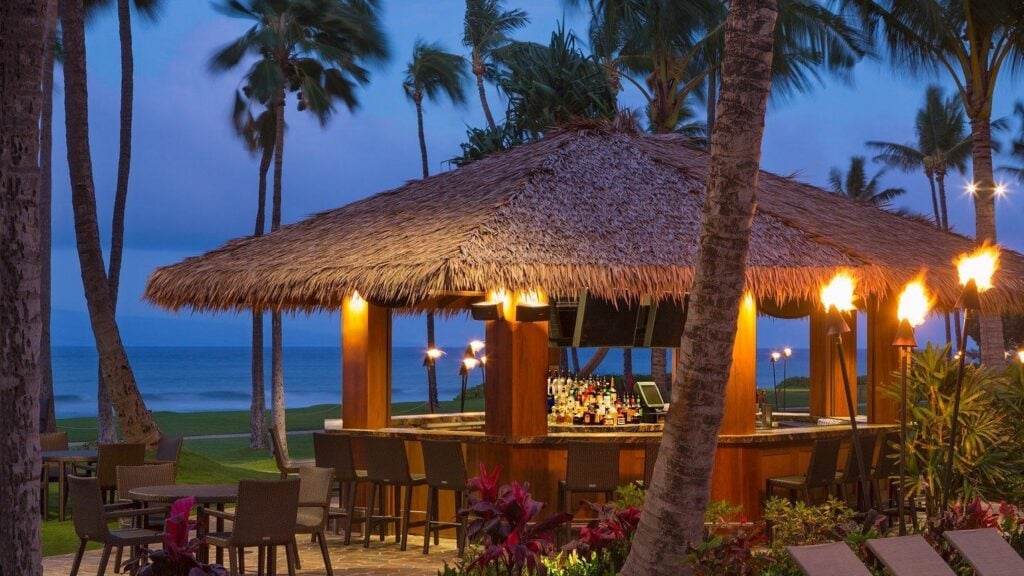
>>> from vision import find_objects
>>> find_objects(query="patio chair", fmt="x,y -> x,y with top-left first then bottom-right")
944,528 -> 1024,576
146,434 -> 183,471
205,478 -> 300,576
559,443 -> 621,542
39,430 -> 68,515
312,432 -> 369,545
67,475 -> 167,576
268,427 -> 314,479
291,466 -> 335,576
110,463 -> 177,570
79,443 -> 147,503
362,436 -> 427,551
420,440 -> 469,555
766,437 -> 841,505
786,542 -> 873,576
834,434 -> 877,507
866,534 -> 956,576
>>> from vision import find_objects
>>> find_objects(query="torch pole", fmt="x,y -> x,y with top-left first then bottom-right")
772,360 -> 779,409
941,307 -> 971,511
898,348 -> 909,535
834,331 -> 872,513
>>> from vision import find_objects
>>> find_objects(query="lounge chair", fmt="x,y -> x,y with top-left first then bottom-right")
944,528 -> 1024,576
787,542 -> 873,576
866,534 -> 955,576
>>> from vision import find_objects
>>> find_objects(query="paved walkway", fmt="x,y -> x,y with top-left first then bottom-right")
43,532 -> 460,575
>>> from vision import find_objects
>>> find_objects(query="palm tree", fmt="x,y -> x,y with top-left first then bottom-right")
462,0 -> 529,130
843,0 -> 1024,366
829,156 -> 907,207
621,1 -> 779,574
404,39 -> 468,412
1,1 -> 49,570
211,0 -> 388,454
62,0 -> 160,446
1005,101 -> 1024,183
38,0 -> 59,434
232,93 -> 277,449
84,0 -> 166,443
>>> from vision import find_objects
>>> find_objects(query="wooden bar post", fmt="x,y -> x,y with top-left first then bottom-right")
341,294 -> 392,429
720,293 -> 757,435
810,309 -> 858,418
484,291 -> 549,437
866,295 -> 900,424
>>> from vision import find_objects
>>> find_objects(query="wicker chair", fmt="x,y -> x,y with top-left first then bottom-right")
312,432 -> 369,545
80,443 -> 147,503
268,427 -> 314,479
362,436 -> 427,551
109,463 -> 177,569
420,440 -> 469,555
834,434 -> 877,507
67,475 -> 167,576
205,479 -> 300,576
559,443 -> 621,542
292,467 -> 335,576
39,431 -> 69,516
787,542 -> 873,576
867,535 -> 956,576
146,434 -> 183,470
944,528 -> 1024,576
766,437 -> 841,504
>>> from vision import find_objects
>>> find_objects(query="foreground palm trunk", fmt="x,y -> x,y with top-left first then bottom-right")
271,93 -> 288,456
0,1 -> 47,571
38,0 -> 59,433
61,0 -> 159,446
621,1 -> 777,574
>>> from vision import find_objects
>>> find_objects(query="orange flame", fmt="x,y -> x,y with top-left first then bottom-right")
897,279 -> 932,327
955,244 -> 999,292
821,271 -> 857,312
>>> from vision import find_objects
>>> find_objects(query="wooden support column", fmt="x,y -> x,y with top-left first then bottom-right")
720,293 -> 757,435
866,295 -> 900,424
809,309 -> 858,418
484,292 -> 549,437
341,295 -> 392,429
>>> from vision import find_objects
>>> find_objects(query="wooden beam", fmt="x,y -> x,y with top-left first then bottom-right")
484,291 -> 549,437
341,295 -> 392,429
720,293 -> 756,435
866,295 -> 900,424
809,309 -> 858,418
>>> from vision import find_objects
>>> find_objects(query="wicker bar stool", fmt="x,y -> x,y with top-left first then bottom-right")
362,436 -> 427,551
293,467 -> 335,576
765,437 -> 841,504
559,443 -> 621,542
420,440 -> 469,555
834,433 -> 877,507
312,432 -> 370,545
205,479 -> 300,576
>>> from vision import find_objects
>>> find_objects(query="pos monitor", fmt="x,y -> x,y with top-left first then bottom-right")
636,381 -> 666,410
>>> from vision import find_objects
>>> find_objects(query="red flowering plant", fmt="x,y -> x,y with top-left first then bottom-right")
561,500 -> 641,570
460,465 -> 572,575
137,497 -> 226,576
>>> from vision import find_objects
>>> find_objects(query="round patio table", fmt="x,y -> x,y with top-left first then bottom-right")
129,484 -> 238,564
41,449 -> 98,521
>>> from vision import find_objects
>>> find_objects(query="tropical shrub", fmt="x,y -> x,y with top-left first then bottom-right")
560,500 -> 640,572
137,497 -> 225,576
459,465 -> 572,575
682,520 -> 773,576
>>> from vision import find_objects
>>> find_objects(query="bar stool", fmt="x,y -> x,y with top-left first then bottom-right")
362,436 -> 427,551
559,443 -> 621,542
765,437 -> 841,504
420,440 -> 469,555
313,432 -> 370,545
834,433 -> 877,507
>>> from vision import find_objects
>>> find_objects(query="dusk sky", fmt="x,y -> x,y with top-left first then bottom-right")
50,0 -> 1023,352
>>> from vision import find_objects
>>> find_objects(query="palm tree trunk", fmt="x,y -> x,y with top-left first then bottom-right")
250,146 -> 272,449
651,348 -> 668,397
474,66 -> 496,130
926,169 -> 940,228
61,0 -> 159,446
968,113 -> 1005,366
571,348 -> 580,373
621,1 -> 777,573
416,96 -> 429,178
935,171 -> 950,232
416,96 -> 440,412
271,91 -> 287,456
705,71 -> 717,138
97,0 -> 135,443
38,0 -> 58,433
0,2 -> 47,570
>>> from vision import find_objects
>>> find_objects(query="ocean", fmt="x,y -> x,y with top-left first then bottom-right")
52,346 -> 864,418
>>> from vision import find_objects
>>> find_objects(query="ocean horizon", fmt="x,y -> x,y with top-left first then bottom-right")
52,345 -> 862,418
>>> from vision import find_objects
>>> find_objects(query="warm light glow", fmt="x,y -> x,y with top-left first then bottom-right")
426,348 -> 445,360
783,347 -> 793,358
469,340 -> 485,354
897,279 -> 932,328
821,272 -> 857,312
770,351 -> 781,362
486,289 -> 509,305
955,245 -> 1000,292
995,183 -> 1008,197
463,357 -> 480,370
517,290 -> 546,306
348,290 -> 366,311
966,182 -> 978,195
479,355 -> 487,366
1017,350 -> 1024,364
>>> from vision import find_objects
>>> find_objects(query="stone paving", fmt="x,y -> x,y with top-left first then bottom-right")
43,532 -> 460,576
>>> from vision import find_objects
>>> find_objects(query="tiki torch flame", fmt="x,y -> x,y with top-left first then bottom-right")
821,271 -> 857,312
897,280 -> 932,328
956,245 -> 999,292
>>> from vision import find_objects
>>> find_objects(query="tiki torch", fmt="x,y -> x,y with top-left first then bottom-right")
821,272 -> 871,512
460,357 -> 480,413
941,245 -> 999,510
423,348 -> 445,413
470,340 -> 486,386
893,279 -> 931,535
782,347 -> 792,410
770,351 -> 781,409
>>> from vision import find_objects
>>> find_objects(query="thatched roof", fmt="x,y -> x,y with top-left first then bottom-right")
145,122 -> 1024,314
